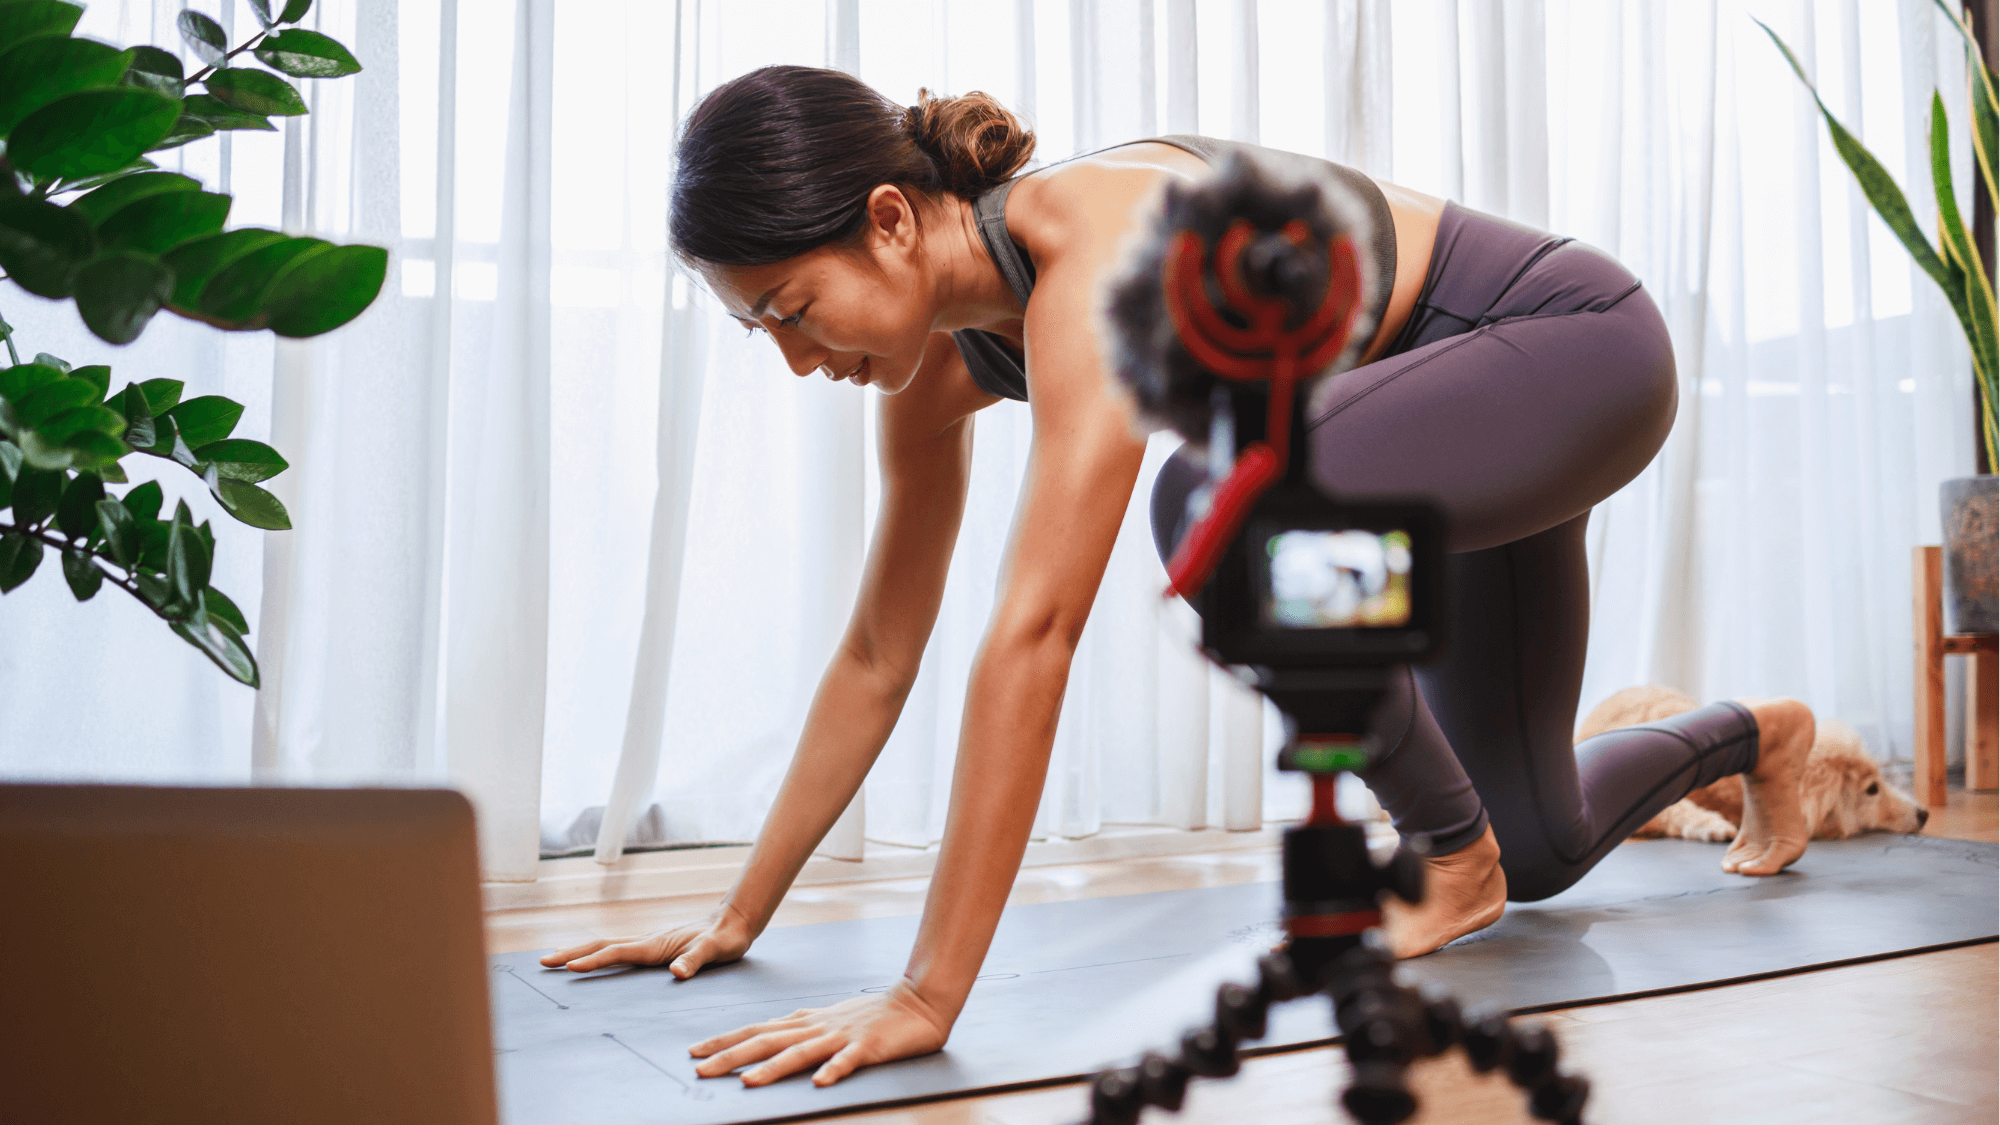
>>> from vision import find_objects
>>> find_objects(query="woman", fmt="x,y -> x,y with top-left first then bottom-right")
540,65 -> 1814,1089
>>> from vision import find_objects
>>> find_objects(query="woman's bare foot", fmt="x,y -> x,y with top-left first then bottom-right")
1379,825 -> 1507,959
1723,697 -> 1815,876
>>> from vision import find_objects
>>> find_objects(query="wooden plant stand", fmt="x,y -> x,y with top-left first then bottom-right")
1913,545 -> 1998,807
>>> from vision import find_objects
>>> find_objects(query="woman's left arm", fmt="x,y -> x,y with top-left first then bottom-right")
686,245 -> 1152,1089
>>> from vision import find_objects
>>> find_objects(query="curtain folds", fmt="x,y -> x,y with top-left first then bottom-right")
0,0 -> 1976,884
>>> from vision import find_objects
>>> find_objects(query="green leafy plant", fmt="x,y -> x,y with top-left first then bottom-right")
0,1 -> 383,686
1758,1 -> 1998,470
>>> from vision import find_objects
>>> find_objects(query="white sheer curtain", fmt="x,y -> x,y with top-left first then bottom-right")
1,0 -> 1974,881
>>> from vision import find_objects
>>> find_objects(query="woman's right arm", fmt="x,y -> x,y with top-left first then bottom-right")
541,333 -> 991,975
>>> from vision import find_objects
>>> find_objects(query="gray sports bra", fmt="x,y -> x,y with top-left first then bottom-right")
950,135 -> 1399,403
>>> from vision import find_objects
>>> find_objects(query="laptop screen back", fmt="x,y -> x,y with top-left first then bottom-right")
0,785 -> 497,1125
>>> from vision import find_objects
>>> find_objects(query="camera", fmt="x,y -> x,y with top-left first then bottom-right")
1196,482 -> 1443,668
1077,154 -> 1590,1125
1105,154 -> 1446,764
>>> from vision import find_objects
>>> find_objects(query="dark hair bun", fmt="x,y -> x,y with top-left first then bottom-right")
673,66 -> 1035,267
903,89 -> 1037,198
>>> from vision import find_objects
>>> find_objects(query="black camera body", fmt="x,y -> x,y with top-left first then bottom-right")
1083,151 -> 1588,1125
1194,479 -> 1445,670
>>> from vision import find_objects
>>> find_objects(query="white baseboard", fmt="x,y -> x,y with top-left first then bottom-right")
482,825 -> 1282,913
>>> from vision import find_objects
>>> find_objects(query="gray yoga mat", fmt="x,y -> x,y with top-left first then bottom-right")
491,834 -> 1997,1125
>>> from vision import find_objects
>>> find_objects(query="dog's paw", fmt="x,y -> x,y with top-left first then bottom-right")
1657,800 -> 1739,842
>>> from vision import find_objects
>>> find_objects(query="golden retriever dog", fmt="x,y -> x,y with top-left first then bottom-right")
1578,686 -> 1929,841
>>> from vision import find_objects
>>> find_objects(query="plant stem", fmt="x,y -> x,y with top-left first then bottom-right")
0,304 -> 18,366
189,33 -> 270,84
0,518 -> 160,616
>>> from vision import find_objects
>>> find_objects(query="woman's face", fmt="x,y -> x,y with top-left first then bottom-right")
710,186 -> 934,395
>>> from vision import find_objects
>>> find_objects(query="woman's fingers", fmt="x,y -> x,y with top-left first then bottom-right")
537,938 -> 612,968
669,933 -> 725,979
811,1041 -> 870,1087
693,1027 -> 820,1078
688,1017 -> 803,1060
743,1035 -> 844,1087
560,935 -> 670,973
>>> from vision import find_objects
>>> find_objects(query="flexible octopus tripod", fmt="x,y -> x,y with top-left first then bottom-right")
1077,738 -> 1592,1125
1085,158 -> 1592,1125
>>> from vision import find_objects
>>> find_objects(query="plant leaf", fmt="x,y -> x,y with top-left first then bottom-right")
177,93 -> 276,133
31,354 -> 69,374
16,430 -> 75,471
164,421 -> 199,469
252,29 -> 361,78
171,602 -> 259,685
9,464 -> 62,524
68,170 -> 201,226
16,376 -> 96,425
47,159 -> 159,198
161,227 -> 287,309
0,196 -> 96,299
87,450 -> 127,484
165,498 -> 209,602
202,584 -> 249,633
248,0 -> 277,29
68,364 -> 110,401
193,437 -> 287,482
0,37 -> 133,135
0,1 -> 84,56
7,88 -> 183,180
120,480 -> 162,523
39,404 -> 125,442
42,429 -> 122,473
166,395 -> 244,447
1931,92 -> 1998,387
212,476 -> 289,529
147,112 -> 217,152
0,362 -> 65,407
92,190 -> 231,255
1755,18 -> 1954,294
176,10 -> 228,66
194,236 -> 326,325
92,496 -> 135,566
60,546 -> 101,599
71,252 -> 175,345
278,0 -> 313,24
114,380 -> 157,449
122,45 -> 184,99
134,378 -> 183,415
1932,0 -> 1999,207
203,68 -> 308,117
262,244 -> 388,337
54,471 -> 103,537
0,530 -> 43,592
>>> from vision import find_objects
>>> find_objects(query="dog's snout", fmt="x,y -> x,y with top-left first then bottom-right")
1916,806 -> 1930,829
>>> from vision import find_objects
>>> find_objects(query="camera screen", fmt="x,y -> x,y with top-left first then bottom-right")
1261,529 -> 1414,629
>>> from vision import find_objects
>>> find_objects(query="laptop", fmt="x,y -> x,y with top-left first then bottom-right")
0,784 -> 497,1125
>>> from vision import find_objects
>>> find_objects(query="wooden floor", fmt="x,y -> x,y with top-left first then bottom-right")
487,791 -> 1999,1125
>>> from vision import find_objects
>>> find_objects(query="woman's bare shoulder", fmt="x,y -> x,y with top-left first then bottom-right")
1005,142 -> 1209,267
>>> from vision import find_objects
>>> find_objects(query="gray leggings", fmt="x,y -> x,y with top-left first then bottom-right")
1150,202 -> 1760,902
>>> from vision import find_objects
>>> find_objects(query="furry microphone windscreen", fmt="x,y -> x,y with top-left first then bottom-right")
1102,153 -> 1381,444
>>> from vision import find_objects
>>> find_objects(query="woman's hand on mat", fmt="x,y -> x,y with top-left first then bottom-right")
689,981 -> 951,1087
537,907 -> 753,978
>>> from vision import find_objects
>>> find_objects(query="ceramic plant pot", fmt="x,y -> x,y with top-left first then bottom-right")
1941,475 -> 1998,635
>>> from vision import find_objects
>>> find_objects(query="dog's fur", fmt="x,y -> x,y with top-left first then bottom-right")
1578,686 -> 1927,842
